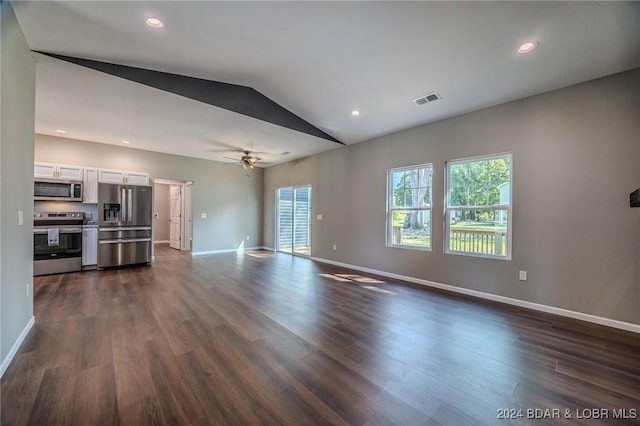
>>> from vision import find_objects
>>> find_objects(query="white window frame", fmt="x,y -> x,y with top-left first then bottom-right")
386,163 -> 433,251
445,153 -> 512,260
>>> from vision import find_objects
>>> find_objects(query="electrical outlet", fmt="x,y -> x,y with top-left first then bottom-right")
332,244 -> 337,251
200,213 -> 207,219
18,210 -> 24,226
246,235 -> 250,241
317,214 -> 323,221
519,271 -> 528,281
26,283 -> 30,297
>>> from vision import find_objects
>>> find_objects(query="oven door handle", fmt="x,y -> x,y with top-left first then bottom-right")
99,238 -> 152,244
34,227 -> 83,234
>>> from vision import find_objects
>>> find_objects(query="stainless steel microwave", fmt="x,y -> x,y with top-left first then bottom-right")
34,178 -> 83,201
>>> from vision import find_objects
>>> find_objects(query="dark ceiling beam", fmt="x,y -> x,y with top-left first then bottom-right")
36,51 -> 343,144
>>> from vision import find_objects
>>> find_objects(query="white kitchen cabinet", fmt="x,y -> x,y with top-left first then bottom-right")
98,168 -> 150,186
82,226 -> 98,266
34,162 -> 57,178
83,168 -> 98,203
34,162 -> 84,180
124,171 -> 150,186
97,169 -> 126,184
58,164 -> 85,180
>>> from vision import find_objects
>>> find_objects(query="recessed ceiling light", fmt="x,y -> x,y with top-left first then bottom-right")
121,140 -> 131,145
518,41 -> 538,54
351,110 -> 360,117
55,129 -> 67,134
145,17 -> 164,29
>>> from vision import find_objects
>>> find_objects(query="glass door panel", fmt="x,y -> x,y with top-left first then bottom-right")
277,187 -> 293,253
277,185 -> 311,256
293,187 -> 311,256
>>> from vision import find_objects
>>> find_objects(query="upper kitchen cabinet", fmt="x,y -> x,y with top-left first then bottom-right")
83,168 -> 98,203
34,162 -> 84,180
98,168 -> 150,186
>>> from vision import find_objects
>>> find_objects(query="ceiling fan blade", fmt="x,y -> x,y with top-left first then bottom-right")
209,148 -> 237,153
222,156 -> 242,162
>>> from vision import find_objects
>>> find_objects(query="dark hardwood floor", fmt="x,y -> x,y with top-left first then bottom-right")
2,244 -> 639,425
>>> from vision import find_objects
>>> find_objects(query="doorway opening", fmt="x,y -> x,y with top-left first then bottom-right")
276,185 -> 311,256
153,179 -> 194,251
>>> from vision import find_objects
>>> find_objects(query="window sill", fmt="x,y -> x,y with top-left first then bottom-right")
445,249 -> 511,261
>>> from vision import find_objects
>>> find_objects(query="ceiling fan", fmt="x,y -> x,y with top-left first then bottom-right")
223,150 -> 263,169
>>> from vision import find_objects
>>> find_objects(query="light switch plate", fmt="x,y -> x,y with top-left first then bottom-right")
317,214 -> 323,221
18,210 -> 24,226
201,213 -> 207,219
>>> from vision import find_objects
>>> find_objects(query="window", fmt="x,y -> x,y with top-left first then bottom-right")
387,164 -> 432,250
445,153 -> 512,259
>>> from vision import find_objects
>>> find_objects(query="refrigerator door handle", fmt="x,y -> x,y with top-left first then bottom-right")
128,189 -> 133,222
99,238 -> 152,244
121,188 -> 127,222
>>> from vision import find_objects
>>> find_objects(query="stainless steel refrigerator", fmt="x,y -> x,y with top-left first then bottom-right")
98,183 -> 152,269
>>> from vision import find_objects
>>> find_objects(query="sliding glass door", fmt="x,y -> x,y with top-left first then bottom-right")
277,185 -> 311,256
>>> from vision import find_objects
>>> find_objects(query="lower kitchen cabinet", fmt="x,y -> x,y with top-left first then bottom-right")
82,226 -> 98,267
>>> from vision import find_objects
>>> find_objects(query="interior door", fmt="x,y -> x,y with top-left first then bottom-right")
169,185 -> 182,250
276,185 -> 311,256
183,182 -> 193,251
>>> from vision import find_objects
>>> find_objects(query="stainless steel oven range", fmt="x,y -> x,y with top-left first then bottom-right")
33,211 -> 86,276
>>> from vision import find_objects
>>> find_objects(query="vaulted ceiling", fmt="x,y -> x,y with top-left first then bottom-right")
12,1 -> 640,167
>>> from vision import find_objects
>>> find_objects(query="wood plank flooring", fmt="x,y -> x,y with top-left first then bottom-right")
2,245 -> 639,425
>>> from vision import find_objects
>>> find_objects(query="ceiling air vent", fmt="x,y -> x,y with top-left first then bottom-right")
413,92 -> 441,106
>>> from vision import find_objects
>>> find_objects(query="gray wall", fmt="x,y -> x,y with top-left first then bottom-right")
153,183 -> 170,242
1,2 -> 35,365
35,135 -> 264,253
264,68 -> 640,325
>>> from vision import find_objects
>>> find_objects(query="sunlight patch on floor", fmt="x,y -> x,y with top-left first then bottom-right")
319,273 -> 352,282
318,273 -> 391,295
360,285 -> 396,295
245,251 -> 276,259
334,274 -> 385,284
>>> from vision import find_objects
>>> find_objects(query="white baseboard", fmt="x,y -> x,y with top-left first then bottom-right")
154,240 -> 170,244
311,256 -> 640,334
1,316 -> 35,379
191,246 -> 265,256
